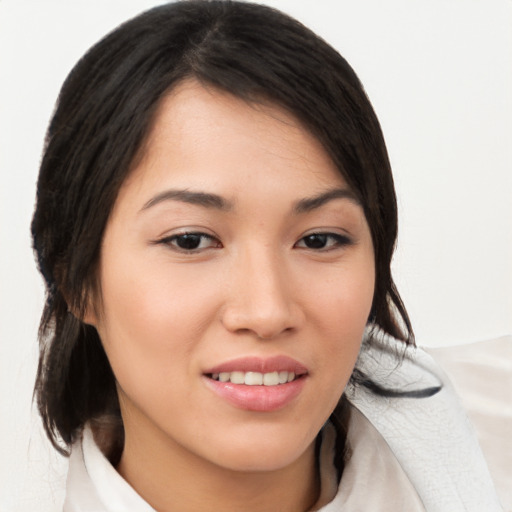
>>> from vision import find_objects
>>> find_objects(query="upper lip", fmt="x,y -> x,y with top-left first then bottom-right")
203,356 -> 308,376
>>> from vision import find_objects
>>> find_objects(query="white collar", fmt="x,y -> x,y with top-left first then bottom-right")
313,407 -> 426,511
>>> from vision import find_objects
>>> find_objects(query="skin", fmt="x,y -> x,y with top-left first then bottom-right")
86,80 -> 375,512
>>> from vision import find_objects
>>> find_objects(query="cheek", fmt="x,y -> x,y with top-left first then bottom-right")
309,255 -> 375,332
99,246 -> 218,333
93,252 -> 220,397
309,255 -> 375,386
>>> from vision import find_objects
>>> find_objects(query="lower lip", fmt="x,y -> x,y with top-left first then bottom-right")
203,376 -> 307,412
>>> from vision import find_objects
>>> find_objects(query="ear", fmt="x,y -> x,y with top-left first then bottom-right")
81,303 -> 99,327
65,302 -> 98,327
62,285 -> 99,327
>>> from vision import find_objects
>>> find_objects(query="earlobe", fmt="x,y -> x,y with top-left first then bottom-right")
82,288 -> 101,327
62,287 -> 99,327
81,304 -> 98,327
65,301 -> 98,327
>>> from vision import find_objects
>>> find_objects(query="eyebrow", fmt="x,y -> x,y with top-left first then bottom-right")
141,189 -> 233,212
293,188 -> 360,213
140,186 -> 359,214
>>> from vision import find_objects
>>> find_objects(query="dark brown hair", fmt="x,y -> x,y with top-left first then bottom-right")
32,0 -> 412,455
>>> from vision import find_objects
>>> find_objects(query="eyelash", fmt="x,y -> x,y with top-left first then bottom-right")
157,232 -> 221,253
295,233 -> 352,251
156,231 -> 352,254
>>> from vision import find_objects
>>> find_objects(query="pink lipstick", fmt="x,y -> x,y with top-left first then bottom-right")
203,356 -> 308,412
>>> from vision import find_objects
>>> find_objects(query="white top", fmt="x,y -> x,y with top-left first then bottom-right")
312,408 -> 426,512
63,335 -> 504,511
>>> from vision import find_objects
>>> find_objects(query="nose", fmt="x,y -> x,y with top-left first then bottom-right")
221,248 -> 303,340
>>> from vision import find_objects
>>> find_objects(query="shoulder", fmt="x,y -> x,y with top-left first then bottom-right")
346,332 -> 503,512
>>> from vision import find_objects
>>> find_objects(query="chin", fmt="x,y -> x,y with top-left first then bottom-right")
203,427 -> 317,473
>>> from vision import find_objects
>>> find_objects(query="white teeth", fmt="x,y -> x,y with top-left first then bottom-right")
230,371 -> 245,384
263,371 -> 279,386
211,370 -> 298,385
245,372 -> 263,385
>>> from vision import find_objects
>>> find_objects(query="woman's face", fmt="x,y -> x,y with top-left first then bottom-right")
88,81 -> 375,473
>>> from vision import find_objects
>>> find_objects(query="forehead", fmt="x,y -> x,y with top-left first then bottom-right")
118,80 -> 350,210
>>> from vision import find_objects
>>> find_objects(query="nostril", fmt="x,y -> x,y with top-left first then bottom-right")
254,326 -> 294,340
220,285 -> 303,338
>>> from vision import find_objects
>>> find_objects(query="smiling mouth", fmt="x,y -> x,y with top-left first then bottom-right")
204,362 -> 308,411
207,371 -> 301,386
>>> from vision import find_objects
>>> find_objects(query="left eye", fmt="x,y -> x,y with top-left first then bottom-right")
295,233 -> 351,250
159,232 -> 221,252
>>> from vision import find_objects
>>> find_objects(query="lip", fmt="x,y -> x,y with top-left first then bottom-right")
204,355 -> 308,376
203,356 -> 309,412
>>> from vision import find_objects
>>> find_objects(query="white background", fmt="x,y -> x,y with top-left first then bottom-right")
1,1 -> 511,510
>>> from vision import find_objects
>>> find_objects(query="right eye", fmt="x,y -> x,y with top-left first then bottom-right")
157,232 -> 222,252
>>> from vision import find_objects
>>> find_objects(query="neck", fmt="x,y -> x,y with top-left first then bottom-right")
115,420 -> 320,512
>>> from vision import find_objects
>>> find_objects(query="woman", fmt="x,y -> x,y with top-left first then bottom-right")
31,1 -> 501,510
